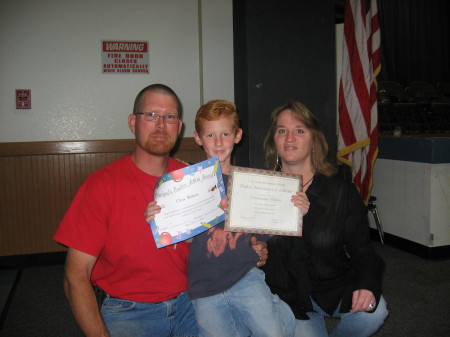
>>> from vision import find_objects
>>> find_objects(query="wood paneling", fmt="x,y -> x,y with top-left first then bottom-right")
0,138 -> 205,256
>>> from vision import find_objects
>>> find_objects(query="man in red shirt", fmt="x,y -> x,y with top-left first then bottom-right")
55,84 -> 201,337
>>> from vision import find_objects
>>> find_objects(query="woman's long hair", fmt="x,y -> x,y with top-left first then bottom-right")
263,100 -> 336,176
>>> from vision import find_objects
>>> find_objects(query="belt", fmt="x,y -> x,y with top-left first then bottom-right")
95,286 -> 185,305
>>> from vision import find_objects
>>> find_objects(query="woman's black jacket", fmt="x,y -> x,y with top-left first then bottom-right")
261,173 -> 385,319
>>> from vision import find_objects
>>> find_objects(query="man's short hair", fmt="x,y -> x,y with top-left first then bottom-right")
133,84 -> 183,118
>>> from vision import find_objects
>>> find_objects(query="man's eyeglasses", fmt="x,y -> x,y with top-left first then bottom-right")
134,112 -> 179,124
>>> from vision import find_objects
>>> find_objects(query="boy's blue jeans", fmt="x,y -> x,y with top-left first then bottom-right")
101,291 -> 199,337
191,267 -> 296,337
295,296 -> 388,337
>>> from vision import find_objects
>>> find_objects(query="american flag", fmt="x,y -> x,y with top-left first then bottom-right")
337,0 -> 381,204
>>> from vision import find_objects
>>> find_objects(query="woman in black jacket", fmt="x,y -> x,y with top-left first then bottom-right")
261,101 -> 388,337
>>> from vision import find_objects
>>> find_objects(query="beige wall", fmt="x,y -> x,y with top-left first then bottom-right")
370,159 -> 450,247
0,0 -> 234,142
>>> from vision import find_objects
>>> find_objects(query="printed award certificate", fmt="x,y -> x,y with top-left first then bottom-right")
150,157 -> 227,248
224,166 -> 302,236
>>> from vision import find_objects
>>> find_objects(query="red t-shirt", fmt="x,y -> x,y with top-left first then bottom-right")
53,155 -> 189,302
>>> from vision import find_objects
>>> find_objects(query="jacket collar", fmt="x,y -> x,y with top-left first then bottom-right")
306,173 -> 329,207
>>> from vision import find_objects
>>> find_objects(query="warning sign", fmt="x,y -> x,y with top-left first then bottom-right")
101,40 -> 149,74
16,89 -> 31,109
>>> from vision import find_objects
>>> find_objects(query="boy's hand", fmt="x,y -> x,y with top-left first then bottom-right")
219,197 -> 229,210
291,191 -> 310,216
250,236 -> 268,267
145,201 -> 161,223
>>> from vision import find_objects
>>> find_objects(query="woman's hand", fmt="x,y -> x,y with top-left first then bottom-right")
351,289 -> 377,312
145,200 -> 161,223
291,191 -> 310,216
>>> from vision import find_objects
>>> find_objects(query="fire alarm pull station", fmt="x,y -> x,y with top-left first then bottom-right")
16,89 -> 31,109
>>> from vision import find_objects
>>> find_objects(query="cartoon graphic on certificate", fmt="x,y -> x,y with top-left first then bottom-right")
150,157 -> 226,248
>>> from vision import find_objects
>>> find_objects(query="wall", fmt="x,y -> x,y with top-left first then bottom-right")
0,139 -> 206,257
0,0 -> 234,142
370,159 -> 450,247
233,0 -> 337,169
370,137 -> 450,249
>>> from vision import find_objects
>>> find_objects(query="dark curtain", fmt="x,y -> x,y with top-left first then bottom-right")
378,0 -> 450,87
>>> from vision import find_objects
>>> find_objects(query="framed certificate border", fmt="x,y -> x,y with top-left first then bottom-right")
224,166 -> 303,236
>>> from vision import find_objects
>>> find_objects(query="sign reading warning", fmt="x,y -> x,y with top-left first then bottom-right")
102,40 -> 149,74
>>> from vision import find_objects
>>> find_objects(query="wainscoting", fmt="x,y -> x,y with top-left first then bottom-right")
0,138 -> 205,257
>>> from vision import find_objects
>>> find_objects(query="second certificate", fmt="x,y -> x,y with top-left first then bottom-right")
225,167 -> 302,236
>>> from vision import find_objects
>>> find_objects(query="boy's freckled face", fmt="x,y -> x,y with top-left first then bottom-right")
194,117 -> 242,168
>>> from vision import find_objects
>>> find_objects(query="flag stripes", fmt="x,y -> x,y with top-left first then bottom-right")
337,0 -> 380,204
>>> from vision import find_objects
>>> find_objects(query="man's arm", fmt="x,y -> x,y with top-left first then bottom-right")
64,248 -> 110,337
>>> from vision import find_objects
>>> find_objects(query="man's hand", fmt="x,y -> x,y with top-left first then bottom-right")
64,248 -> 110,337
250,236 -> 268,267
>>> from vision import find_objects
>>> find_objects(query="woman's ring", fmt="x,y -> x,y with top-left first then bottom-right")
368,303 -> 375,309
259,256 -> 262,262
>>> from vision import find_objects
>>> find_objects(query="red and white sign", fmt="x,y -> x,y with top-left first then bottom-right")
101,40 -> 149,74
16,89 -> 31,109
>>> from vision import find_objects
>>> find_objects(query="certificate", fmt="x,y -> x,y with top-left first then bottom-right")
150,157 -> 227,248
224,166 -> 302,236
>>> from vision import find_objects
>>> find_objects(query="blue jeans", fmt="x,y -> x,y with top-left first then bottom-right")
295,296 -> 388,337
101,291 -> 199,337
192,268 -> 295,337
